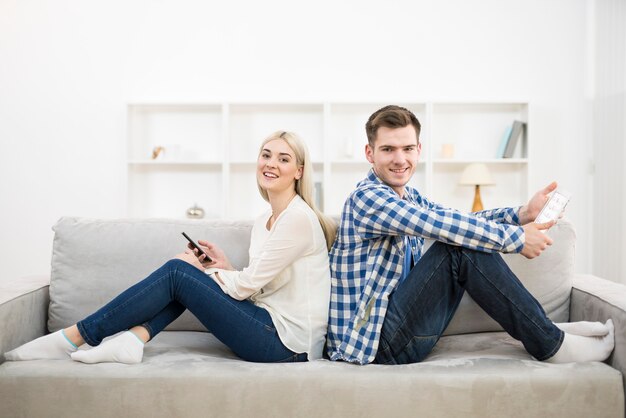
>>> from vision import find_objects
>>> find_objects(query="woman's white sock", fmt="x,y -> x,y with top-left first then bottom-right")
4,330 -> 77,361
71,331 -> 144,364
547,319 -> 615,363
555,321 -> 610,337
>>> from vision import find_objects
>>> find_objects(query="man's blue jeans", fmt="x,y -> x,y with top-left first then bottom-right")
374,242 -> 564,364
77,259 -> 307,363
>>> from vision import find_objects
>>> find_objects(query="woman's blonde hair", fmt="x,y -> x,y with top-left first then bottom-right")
257,131 -> 337,250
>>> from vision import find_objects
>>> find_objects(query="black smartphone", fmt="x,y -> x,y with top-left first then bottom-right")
181,232 -> 213,263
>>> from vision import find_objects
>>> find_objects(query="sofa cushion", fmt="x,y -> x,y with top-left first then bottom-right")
444,219 -> 575,335
0,330 -> 621,418
48,217 -> 575,336
48,217 -> 253,333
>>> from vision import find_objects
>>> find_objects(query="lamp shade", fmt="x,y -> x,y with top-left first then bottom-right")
459,163 -> 495,186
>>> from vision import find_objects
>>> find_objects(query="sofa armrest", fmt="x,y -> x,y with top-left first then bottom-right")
570,274 -> 626,388
0,276 -> 50,363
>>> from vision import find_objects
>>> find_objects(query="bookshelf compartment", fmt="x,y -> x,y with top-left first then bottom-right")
128,104 -> 223,163
126,101 -> 531,219
431,103 -> 528,161
128,164 -> 223,219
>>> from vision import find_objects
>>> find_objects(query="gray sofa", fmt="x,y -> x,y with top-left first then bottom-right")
0,217 -> 624,418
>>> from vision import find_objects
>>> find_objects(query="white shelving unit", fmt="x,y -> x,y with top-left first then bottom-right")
126,102 -> 529,219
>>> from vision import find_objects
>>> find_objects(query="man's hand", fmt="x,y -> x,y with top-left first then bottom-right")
519,181 -> 558,225
520,221 -> 555,259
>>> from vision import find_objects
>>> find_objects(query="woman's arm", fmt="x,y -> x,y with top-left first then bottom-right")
205,208 -> 315,300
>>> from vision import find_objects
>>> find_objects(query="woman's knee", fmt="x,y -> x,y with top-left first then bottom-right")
163,258 -> 190,271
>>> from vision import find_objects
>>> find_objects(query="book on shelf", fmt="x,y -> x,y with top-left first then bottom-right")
497,120 -> 526,158
496,126 -> 512,158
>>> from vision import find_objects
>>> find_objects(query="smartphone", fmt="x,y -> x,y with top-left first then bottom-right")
181,232 -> 213,263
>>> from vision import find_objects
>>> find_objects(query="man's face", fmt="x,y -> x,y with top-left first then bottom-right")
365,125 -> 421,196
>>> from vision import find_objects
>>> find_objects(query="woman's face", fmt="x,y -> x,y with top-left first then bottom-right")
257,139 -> 302,196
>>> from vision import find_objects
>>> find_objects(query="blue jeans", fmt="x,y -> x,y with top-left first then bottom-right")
77,259 -> 307,363
374,242 -> 564,364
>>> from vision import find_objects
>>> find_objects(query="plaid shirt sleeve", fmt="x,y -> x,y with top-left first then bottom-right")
353,186 -> 525,253
327,171 -> 527,365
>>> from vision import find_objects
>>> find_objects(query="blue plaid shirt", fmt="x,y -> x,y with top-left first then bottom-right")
326,169 -> 526,364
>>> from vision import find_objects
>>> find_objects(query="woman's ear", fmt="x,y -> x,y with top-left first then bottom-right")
295,166 -> 303,180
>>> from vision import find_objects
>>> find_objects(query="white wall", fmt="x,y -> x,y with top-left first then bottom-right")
592,0 -> 626,284
0,0 -> 597,283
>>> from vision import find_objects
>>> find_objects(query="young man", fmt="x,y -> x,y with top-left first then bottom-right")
326,105 -> 614,365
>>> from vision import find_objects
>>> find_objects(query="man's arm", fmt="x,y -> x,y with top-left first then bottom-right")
353,186 -> 525,254
353,185 -> 554,259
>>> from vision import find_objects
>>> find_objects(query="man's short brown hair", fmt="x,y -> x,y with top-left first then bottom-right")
365,105 -> 421,146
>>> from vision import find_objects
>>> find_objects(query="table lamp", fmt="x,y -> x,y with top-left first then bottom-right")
459,163 -> 494,212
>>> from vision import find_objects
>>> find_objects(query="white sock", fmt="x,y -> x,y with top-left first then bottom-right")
547,319 -> 614,363
555,321 -> 610,337
4,330 -> 77,361
71,331 -> 144,364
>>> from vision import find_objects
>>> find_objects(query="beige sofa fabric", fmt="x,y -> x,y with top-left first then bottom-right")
0,276 -> 49,362
48,217 -> 575,337
571,273 -> 626,399
48,217 -> 253,332
443,220 -> 575,335
0,331 -> 622,418
1,218 -> 624,418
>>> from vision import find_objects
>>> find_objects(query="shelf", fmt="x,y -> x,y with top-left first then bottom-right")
432,158 -> 528,165
126,101 -> 531,218
128,160 -> 223,166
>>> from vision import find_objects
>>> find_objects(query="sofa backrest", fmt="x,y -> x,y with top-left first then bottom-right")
48,217 -> 253,333
48,217 -> 575,337
443,219 -> 575,335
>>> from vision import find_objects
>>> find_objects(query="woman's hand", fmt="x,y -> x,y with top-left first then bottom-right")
187,240 -> 235,271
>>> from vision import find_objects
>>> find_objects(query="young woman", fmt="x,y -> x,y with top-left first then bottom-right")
6,131 -> 337,363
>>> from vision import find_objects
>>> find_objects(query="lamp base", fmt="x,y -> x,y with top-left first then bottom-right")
472,185 -> 484,212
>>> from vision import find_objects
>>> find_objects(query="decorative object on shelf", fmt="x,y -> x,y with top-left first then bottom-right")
497,120 -> 526,158
459,163 -> 494,212
186,203 -> 205,219
151,146 -> 164,160
441,143 -> 455,159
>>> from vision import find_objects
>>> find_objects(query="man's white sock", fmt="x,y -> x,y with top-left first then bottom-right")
555,321 -> 610,337
547,319 -> 614,363
4,330 -> 78,361
71,331 -> 144,364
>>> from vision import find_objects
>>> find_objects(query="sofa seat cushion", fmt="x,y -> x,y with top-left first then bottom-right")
0,331 -> 622,418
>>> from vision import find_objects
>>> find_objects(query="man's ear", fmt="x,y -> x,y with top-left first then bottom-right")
365,144 -> 374,164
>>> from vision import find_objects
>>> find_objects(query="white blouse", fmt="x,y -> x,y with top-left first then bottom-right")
204,195 -> 331,360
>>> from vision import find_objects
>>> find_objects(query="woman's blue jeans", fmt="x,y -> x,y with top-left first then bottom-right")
374,242 -> 564,364
76,259 -> 307,363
